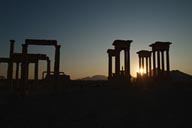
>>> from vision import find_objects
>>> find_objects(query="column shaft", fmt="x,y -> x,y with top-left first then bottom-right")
157,50 -> 160,77
161,51 -> 165,71
125,48 -> 130,77
34,61 -> 38,81
7,41 -> 14,80
166,50 -> 170,72
47,59 -> 51,76
54,45 -> 60,76
127,48 -> 130,77
139,57 -> 141,70
115,51 -> 120,76
124,50 -> 128,75
142,57 -> 144,70
108,55 -> 112,78
15,62 -> 19,81
146,57 -> 148,76
153,51 -> 156,77
149,56 -> 152,77
21,44 -> 28,95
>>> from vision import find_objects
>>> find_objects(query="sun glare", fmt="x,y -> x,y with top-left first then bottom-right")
139,68 -> 144,75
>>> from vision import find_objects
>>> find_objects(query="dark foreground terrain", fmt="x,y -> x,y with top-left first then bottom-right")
0,80 -> 192,128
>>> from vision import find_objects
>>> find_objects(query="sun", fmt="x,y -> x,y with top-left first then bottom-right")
139,68 -> 144,75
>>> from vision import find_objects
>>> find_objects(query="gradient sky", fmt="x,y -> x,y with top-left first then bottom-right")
0,0 -> 192,79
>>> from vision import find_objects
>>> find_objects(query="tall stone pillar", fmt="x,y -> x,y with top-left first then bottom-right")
127,48 -> 130,77
115,50 -> 120,76
34,61 -> 38,81
21,44 -> 28,95
141,57 -> 144,70
149,56 -> 152,77
7,40 -> 14,80
139,56 -> 141,70
153,51 -> 156,77
161,51 -> 165,72
47,59 -> 51,76
146,57 -> 148,76
166,50 -> 170,73
124,50 -> 127,76
15,62 -> 19,81
108,54 -> 112,78
157,50 -> 160,77
54,45 -> 61,76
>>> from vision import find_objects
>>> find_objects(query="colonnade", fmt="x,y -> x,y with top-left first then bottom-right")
12,53 -> 51,81
149,42 -> 172,78
107,49 -> 115,79
107,40 -> 132,81
136,41 -> 171,79
137,50 -> 151,77
22,39 -> 60,80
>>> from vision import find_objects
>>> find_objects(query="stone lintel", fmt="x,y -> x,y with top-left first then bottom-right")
112,40 -> 132,50
137,50 -> 151,57
107,49 -> 116,56
149,41 -> 172,51
12,53 -> 49,62
25,39 -> 57,46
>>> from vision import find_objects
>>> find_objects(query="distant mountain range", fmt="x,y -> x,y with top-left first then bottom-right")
78,75 -> 107,81
78,70 -> 192,81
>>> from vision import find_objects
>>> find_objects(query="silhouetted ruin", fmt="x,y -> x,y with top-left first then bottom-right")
0,38 -> 178,95
149,41 -> 172,79
137,50 -> 152,79
136,41 -> 172,81
0,39 -> 70,95
107,40 -> 132,82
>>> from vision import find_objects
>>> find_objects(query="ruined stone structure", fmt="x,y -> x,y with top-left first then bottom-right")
149,41 -> 172,79
137,50 -> 152,77
21,39 -> 60,80
0,40 -> 51,92
107,40 -> 132,81
0,39 -> 70,95
0,40 -> 51,80
107,49 -> 116,79
12,53 -> 50,81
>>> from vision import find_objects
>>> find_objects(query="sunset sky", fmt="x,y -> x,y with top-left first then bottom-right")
0,0 -> 192,79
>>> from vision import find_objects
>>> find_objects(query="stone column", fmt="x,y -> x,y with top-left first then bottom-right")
166,50 -> 170,73
108,54 -> 112,78
161,51 -> 165,72
139,56 -> 141,70
15,62 -> 19,91
115,50 -> 120,76
149,56 -> 152,77
15,62 -> 19,81
153,51 -> 156,77
34,61 -> 38,81
157,50 -> 160,77
21,44 -> 28,96
127,48 -> 130,77
124,50 -> 127,76
124,48 -> 130,77
141,57 -> 144,71
7,40 -> 14,80
47,59 -> 51,76
146,57 -> 148,77
54,45 -> 61,76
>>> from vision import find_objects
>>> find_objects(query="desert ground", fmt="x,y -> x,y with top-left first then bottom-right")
0,80 -> 192,128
